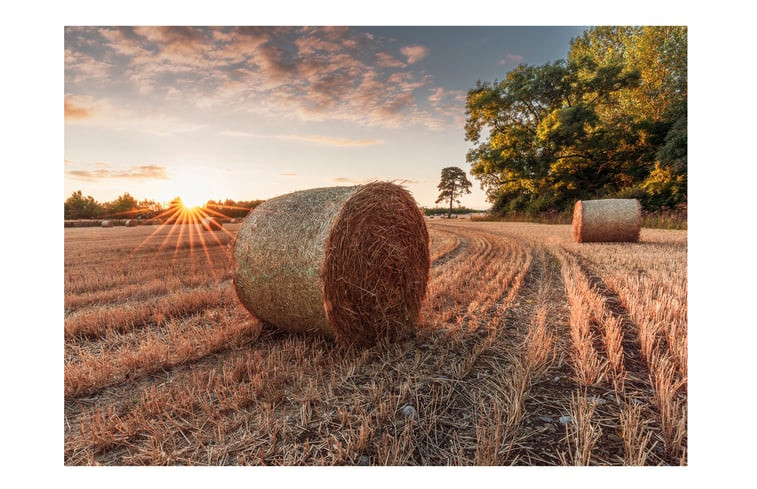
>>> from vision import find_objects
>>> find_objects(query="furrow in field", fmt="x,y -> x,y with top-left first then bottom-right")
65,305 -> 262,399
559,247 -> 687,463
550,246 -> 680,465
65,224 -> 535,465
64,285 -> 237,340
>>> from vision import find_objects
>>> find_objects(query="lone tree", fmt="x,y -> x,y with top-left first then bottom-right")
435,166 -> 472,218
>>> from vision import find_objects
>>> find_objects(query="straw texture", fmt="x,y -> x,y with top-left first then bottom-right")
233,182 -> 429,345
572,199 -> 641,243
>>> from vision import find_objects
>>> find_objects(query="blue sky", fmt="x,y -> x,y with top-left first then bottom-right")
64,26 -> 587,208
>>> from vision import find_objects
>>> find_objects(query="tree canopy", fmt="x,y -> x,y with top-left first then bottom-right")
465,26 -> 687,215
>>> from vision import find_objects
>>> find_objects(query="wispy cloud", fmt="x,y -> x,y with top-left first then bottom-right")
220,130 -> 383,147
499,53 -> 524,66
67,164 -> 169,181
279,172 -> 298,177
64,94 -> 95,120
333,177 -> 422,185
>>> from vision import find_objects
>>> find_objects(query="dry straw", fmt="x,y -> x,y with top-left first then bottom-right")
572,199 -> 641,243
233,182 -> 429,345
201,217 -> 223,231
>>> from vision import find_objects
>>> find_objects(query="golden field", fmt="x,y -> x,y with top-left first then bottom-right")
64,220 -> 686,465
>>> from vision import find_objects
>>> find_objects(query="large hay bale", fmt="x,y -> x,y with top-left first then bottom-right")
572,199 -> 641,243
101,220 -> 113,228
229,218 -> 242,224
124,219 -> 139,227
201,217 -> 223,231
233,182 -> 429,345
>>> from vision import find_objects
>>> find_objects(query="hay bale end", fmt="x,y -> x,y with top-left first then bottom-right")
201,217 -> 223,231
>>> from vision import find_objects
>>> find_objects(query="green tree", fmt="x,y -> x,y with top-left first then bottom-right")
465,58 -> 638,212
105,192 -> 138,216
569,26 -> 687,123
64,190 -> 102,219
569,26 -> 687,208
135,198 -> 164,218
435,166 -> 472,218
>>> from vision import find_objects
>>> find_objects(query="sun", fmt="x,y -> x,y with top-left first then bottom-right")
180,195 -> 205,209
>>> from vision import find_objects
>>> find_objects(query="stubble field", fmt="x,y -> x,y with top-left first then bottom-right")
64,219 -> 687,465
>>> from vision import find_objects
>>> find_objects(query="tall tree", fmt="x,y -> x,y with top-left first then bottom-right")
435,167 -> 472,218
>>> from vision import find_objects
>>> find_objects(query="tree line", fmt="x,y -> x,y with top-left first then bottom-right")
465,26 -> 686,216
64,191 -> 263,220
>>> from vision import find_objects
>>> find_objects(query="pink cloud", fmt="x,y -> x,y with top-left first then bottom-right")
375,52 -> 406,68
68,163 -> 168,181
64,94 -> 96,120
400,45 -> 429,64
68,27 -> 459,130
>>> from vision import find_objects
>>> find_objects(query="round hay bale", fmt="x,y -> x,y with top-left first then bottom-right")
124,219 -> 139,227
233,182 -> 429,345
572,199 -> 641,243
101,220 -> 113,228
150,218 -> 164,225
201,216 -> 223,231
218,217 -> 232,224
229,217 -> 242,224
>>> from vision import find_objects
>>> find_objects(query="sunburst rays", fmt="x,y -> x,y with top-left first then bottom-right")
124,198 -> 243,281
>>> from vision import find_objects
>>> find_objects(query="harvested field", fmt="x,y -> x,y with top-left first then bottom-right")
64,220 -> 687,465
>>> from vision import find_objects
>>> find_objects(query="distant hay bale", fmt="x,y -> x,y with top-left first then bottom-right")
150,218 -> 164,225
201,217 -> 223,231
124,219 -> 140,227
229,218 -> 242,224
233,182 -> 429,345
65,220 -> 100,228
101,220 -> 113,228
572,199 -> 641,243
218,217 -> 232,224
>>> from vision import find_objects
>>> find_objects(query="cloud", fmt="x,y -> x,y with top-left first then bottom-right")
499,53 -> 524,66
279,172 -> 298,177
66,27 -> 456,130
400,45 -> 429,64
67,164 -> 169,181
333,177 -> 422,185
375,52 -> 406,68
291,135 -> 382,147
220,130 -> 383,147
64,94 -> 95,120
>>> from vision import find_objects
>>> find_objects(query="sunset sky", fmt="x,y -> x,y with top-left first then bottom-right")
64,26 -> 587,208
